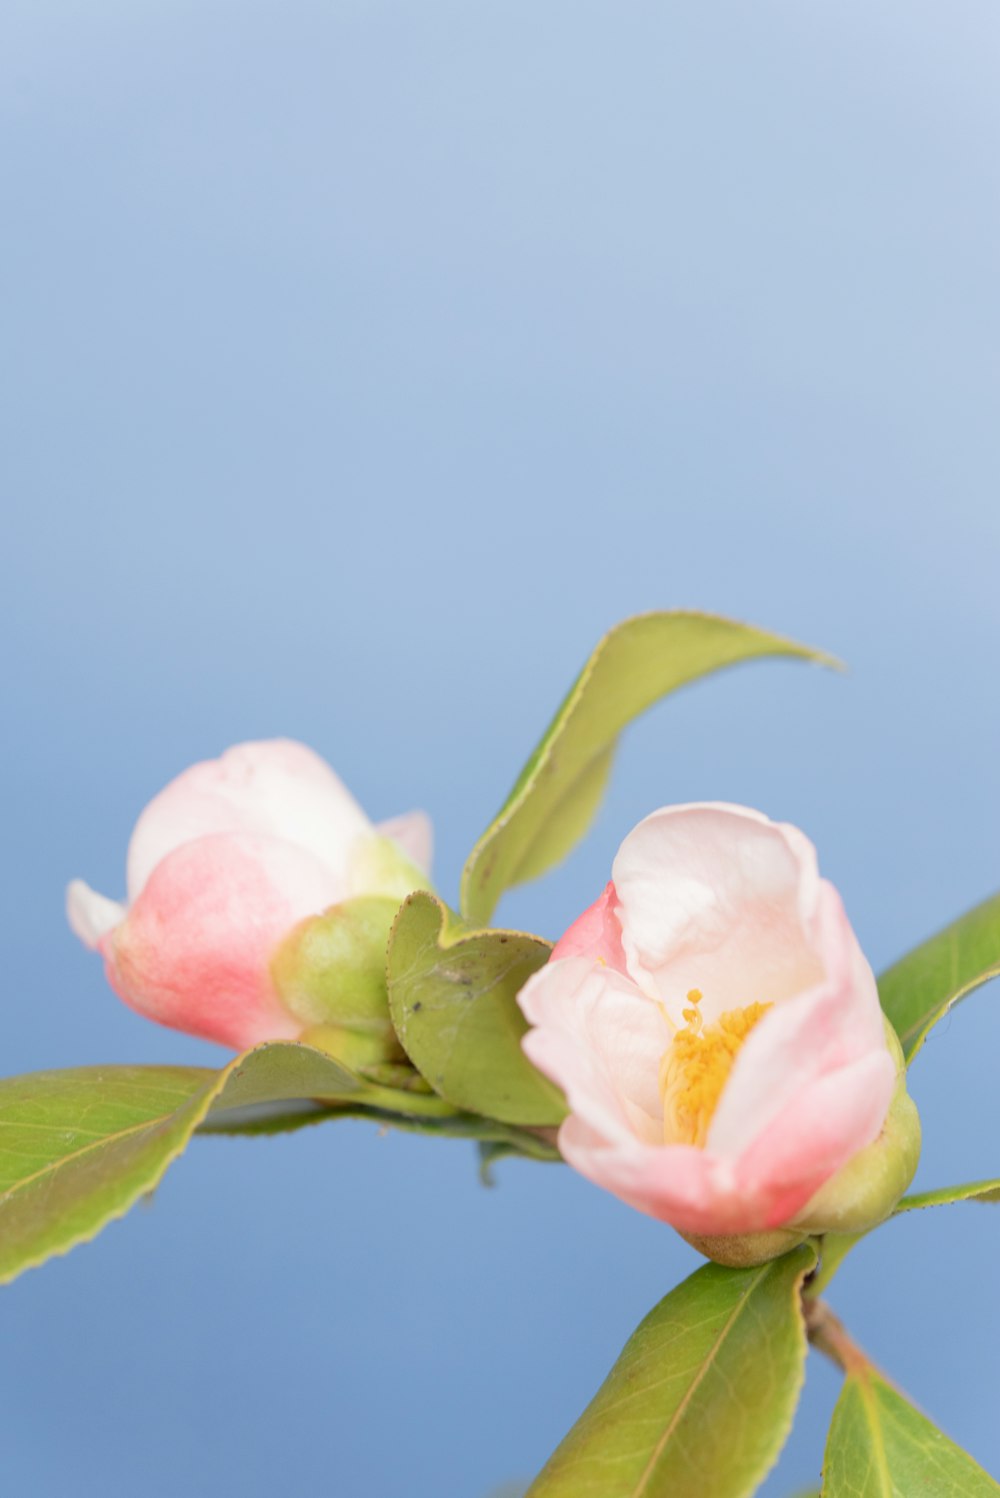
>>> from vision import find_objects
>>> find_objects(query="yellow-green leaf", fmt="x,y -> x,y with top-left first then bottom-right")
823,1366 -> 1000,1495
0,1041 -> 461,1286
527,1245 -> 816,1498
877,892 -> 1000,1063
461,610 -> 833,924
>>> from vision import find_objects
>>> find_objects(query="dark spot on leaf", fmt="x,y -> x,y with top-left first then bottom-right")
412,1001 -> 422,1012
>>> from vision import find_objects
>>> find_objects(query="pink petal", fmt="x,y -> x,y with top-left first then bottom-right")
519,958 -> 669,1145
126,739 -> 371,900
551,882 -> 628,972
737,1049 -> 896,1229
557,1115 -> 754,1235
557,1066 -> 890,1238
106,831 -> 344,1049
707,881 -> 886,1157
517,804 -> 899,1238
376,810 -> 433,874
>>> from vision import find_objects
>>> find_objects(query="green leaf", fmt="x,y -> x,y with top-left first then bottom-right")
877,892 -> 1000,1063
0,1041 -> 461,1286
386,891 -> 566,1126
527,1244 -> 817,1498
894,1178 -> 1000,1213
200,1098 -> 561,1162
461,610 -> 833,924
823,1365 -> 1000,1495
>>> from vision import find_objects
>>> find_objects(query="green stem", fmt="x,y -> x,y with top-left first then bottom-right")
803,1296 -> 874,1377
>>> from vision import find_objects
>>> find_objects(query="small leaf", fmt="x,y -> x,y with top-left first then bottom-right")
894,1178 -> 1000,1213
823,1365 -> 1000,1495
0,1041 -> 459,1286
877,892 -> 1000,1063
386,891 -> 565,1126
461,610 -> 833,924
527,1244 -> 816,1498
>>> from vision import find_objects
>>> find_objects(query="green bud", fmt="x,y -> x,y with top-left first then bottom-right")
271,896 -> 405,1067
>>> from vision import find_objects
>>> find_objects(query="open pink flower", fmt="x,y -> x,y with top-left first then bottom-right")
518,804 -> 918,1260
68,740 -> 431,1050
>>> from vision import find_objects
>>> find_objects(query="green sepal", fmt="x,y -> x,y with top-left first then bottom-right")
808,1167 -> 1000,1301
678,1226 -> 810,1268
272,895 -> 405,1067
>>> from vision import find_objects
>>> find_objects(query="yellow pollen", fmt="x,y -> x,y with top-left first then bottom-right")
659,989 -> 772,1147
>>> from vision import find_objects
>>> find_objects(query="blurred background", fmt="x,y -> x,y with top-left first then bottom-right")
2,2 -> 998,1493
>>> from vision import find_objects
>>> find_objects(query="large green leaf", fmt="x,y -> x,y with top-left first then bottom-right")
823,1365 -> 1000,1495
460,610 -> 832,924
877,892 -> 1000,1063
527,1244 -> 816,1498
386,891 -> 566,1126
0,1041 -> 468,1287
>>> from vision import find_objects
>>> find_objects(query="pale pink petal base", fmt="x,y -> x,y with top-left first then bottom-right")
376,810 -> 434,874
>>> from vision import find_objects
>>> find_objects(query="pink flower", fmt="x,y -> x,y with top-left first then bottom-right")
518,804 -> 919,1262
68,740 -> 431,1050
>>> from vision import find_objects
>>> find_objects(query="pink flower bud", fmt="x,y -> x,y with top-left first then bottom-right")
518,804 -> 919,1263
67,740 -> 431,1050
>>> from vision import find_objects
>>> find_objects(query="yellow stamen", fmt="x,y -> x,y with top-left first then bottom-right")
659,989 -> 772,1147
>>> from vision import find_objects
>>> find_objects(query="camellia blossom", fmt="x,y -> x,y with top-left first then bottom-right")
67,739 -> 431,1051
517,803 -> 920,1264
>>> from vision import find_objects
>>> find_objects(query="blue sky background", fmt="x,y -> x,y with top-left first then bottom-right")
2,3 -> 999,1494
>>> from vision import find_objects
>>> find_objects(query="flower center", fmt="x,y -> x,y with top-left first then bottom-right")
659,989 -> 772,1147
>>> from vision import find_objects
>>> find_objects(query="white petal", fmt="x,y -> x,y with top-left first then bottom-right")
613,802 -> 823,1023
126,739 -> 372,899
66,879 -> 125,949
